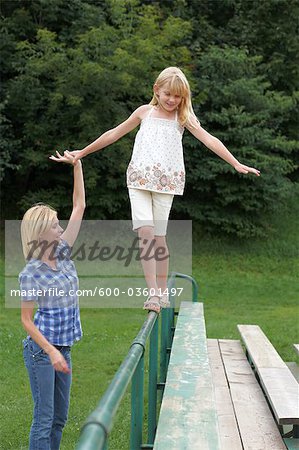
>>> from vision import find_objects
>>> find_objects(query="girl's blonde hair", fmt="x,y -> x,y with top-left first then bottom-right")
21,203 -> 57,260
150,67 -> 199,128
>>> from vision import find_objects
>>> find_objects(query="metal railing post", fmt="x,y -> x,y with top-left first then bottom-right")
169,272 -> 199,302
159,309 -> 168,386
148,317 -> 159,444
130,355 -> 144,450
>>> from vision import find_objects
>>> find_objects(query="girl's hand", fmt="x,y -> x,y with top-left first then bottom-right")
49,150 -> 77,165
234,162 -> 260,176
48,347 -> 71,374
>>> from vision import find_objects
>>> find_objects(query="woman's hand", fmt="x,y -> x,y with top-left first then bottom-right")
49,150 -> 78,165
234,162 -> 260,176
48,347 -> 71,374
68,149 -> 86,163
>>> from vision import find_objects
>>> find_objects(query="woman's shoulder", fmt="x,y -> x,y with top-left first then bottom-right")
19,259 -> 43,283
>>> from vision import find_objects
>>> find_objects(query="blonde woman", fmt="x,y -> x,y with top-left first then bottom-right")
70,66 -> 260,313
20,152 -> 85,450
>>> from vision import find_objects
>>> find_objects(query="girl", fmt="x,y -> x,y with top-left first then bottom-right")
70,66 -> 260,314
20,151 -> 85,450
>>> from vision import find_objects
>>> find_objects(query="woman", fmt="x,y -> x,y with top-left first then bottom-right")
20,151 -> 85,450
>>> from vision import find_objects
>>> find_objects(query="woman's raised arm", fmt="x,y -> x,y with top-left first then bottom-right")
49,151 -> 86,246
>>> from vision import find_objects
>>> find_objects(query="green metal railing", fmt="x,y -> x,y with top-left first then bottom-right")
76,272 -> 199,450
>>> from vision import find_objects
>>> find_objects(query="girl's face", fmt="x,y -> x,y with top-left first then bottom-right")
154,84 -> 182,112
39,216 -> 63,244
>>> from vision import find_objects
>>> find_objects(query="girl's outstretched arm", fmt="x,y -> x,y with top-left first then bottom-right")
187,122 -> 260,176
71,105 -> 149,162
49,151 -> 86,246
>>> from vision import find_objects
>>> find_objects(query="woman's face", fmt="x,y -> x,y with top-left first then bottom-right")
155,83 -> 182,112
39,216 -> 63,244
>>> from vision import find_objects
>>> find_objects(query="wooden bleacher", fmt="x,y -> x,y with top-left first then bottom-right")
153,302 -> 299,450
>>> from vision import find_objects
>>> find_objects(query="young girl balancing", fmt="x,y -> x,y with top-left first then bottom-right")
71,66 -> 260,314
20,151 -> 85,450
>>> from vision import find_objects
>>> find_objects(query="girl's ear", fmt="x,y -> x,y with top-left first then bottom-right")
153,84 -> 160,97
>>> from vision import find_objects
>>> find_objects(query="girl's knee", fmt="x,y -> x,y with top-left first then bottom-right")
138,226 -> 155,240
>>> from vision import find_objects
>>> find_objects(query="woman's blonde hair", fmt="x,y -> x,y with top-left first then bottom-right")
150,67 -> 199,128
21,203 -> 57,260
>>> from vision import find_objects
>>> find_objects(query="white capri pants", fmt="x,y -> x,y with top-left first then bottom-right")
128,188 -> 174,236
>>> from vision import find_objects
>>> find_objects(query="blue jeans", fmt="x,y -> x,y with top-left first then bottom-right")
23,337 -> 72,450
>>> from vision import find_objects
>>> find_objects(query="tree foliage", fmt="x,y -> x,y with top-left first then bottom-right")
1,0 -> 298,236
177,46 -> 297,236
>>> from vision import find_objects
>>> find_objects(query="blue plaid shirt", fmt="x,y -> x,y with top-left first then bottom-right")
19,239 -> 82,346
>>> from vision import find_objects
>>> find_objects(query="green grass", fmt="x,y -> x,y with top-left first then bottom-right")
1,189 -> 298,449
0,306 -> 146,449
193,254 -> 298,361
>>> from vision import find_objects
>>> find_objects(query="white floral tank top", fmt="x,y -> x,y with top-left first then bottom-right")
127,106 -> 185,195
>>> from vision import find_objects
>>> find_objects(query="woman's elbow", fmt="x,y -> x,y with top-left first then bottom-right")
21,316 -> 31,331
73,203 -> 86,215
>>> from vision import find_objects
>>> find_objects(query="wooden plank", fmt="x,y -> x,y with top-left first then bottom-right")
220,339 -> 287,450
294,344 -> 299,356
207,339 -> 243,450
238,325 -> 285,368
238,325 -> 299,425
287,362 -> 299,382
258,367 -> 299,424
154,302 -> 220,450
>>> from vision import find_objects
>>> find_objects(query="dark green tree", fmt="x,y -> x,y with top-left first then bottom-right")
175,46 -> 297,236
1,0 -> 298,237
2,0 -> 192,220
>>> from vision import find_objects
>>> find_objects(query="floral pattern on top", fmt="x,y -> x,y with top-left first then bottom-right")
127,162 -> 185,195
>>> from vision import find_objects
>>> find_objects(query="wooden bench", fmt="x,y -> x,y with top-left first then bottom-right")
238,326 -> 299,426
238,325 -> 299,447
154,302 -> 298,450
